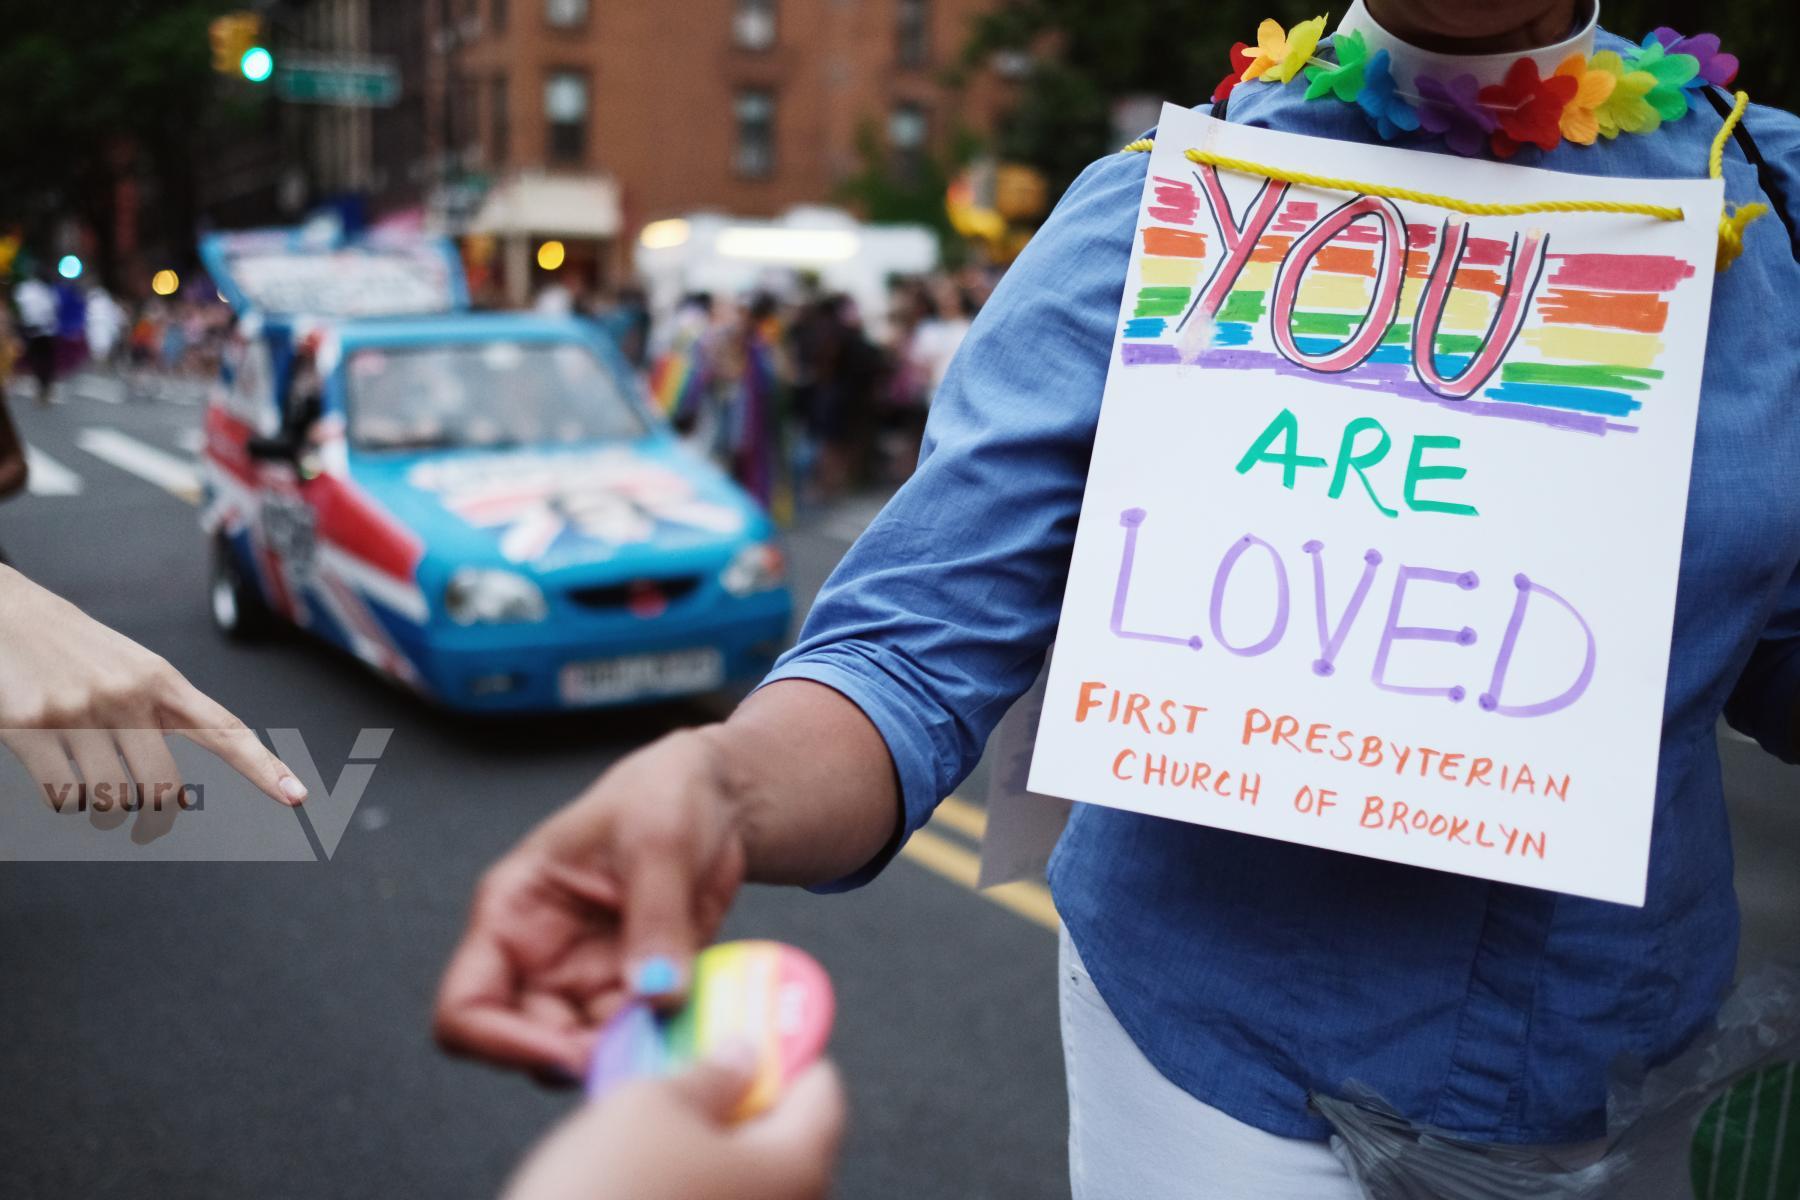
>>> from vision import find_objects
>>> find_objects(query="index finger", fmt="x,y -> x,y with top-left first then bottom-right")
161,684 -> 307,807
620,854 -> 702,1007
434,929 -> 593,1078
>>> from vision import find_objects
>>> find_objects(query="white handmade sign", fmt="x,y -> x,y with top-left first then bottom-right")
1028,104 -> 1724,905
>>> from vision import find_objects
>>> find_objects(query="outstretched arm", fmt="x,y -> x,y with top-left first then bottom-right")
435,147 -> 1154,1077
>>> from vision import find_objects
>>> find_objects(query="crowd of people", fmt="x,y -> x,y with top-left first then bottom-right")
5,256 -> 993,531
3,246 -> 993,528
3,267 -> 231,405
634,272 -> 993,518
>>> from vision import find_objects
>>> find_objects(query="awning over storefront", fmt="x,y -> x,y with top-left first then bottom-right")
469,172 -> 622,239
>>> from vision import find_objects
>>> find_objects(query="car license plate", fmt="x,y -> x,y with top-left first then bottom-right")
559,648 -> 725,705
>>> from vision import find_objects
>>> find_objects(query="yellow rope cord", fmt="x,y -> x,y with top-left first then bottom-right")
1181,148 -> 1685,220
1708,90 -> 1749,179
1123,88 -> 1770,268
1709,90 -> 1769,269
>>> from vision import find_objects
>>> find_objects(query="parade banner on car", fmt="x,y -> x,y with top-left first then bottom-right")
1029,104 -> 1725,905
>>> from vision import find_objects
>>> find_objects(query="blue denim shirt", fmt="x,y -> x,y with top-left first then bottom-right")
766,32 -> 1800,1143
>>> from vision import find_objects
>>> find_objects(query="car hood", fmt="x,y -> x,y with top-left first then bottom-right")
344,438 -> 766,580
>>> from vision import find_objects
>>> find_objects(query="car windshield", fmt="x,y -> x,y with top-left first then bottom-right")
343,340 -> 647,452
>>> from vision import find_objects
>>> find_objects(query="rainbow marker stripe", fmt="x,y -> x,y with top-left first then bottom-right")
1120,175 -> 1699,437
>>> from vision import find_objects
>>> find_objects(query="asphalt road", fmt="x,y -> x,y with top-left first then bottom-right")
0,376 -> 1795,1199
0,380 -> 1066,1200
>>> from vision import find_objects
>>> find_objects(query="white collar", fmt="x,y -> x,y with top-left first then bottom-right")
1336,0 -> 1598,92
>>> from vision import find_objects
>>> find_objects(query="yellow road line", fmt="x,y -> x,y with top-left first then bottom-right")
932,794 -> 988,841
902,825 -> 1058,933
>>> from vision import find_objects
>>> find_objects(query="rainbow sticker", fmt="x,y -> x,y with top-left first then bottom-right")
585,940 -> 835,1120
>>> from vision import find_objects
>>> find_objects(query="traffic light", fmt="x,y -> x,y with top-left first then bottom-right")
240,46 -> 275,83
209,12 -> 262,76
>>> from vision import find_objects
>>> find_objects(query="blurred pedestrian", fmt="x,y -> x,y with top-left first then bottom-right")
879,280 -> 935,480
589,286 -> 652,371
650,293 -> 718,438
159,303 -> 188,374
85,284 -> 125,369
178,299 -> 209,376
906,278 -> 976,406
128,302 -> 162,370
52,275 -> 87,378
727,293 -> 785,512
14,267 -> 57,405
794,294 -> 881,500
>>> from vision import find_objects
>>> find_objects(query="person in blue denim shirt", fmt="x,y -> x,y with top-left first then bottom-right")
438,2 -> 1800,1194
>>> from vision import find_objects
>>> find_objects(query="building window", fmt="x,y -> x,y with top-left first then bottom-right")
897,0 -> 929,68
491,0 -> 508,33
545,71 -> 589,164
490,74 -> 510,168
889,102 -> 928,181
733,0 -> 776,50
734,89 -> 775,179
545,0 -> 587,27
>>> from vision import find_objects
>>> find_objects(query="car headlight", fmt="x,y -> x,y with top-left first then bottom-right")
721,542 -> 785,597
444,568 -> 548,624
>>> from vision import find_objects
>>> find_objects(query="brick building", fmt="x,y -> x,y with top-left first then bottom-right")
423,0 -> 1006,301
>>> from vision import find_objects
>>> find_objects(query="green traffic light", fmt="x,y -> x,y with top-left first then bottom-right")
240,46 -> 274,83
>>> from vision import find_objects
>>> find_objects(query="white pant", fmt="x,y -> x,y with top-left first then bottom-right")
1060,927 -> 1363,1200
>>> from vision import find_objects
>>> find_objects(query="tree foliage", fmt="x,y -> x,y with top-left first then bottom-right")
838,119 -> 984,265
965,1 -> 1800,196
0,0 -> 243,262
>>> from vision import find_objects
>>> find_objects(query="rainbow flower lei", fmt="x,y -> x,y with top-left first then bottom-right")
1213,19 -> 1740,158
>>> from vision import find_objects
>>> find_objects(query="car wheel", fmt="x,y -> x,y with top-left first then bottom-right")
210,536 -> 271,641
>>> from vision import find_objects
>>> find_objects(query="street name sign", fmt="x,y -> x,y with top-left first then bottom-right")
276,54 -> 400,108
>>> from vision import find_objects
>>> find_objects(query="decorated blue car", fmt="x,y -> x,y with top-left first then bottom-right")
198,224 -> 791,711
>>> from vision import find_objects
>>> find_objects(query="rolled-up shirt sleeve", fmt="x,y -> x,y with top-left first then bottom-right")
1725,563 -> 1800,764
760,148 -> 1150,888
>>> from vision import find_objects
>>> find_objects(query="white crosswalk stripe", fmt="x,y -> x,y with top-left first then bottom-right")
74,427 -> 200,503
23,446 -> 83,496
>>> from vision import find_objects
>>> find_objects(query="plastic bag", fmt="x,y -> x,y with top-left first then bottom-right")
1317,963 -> 1800,1198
